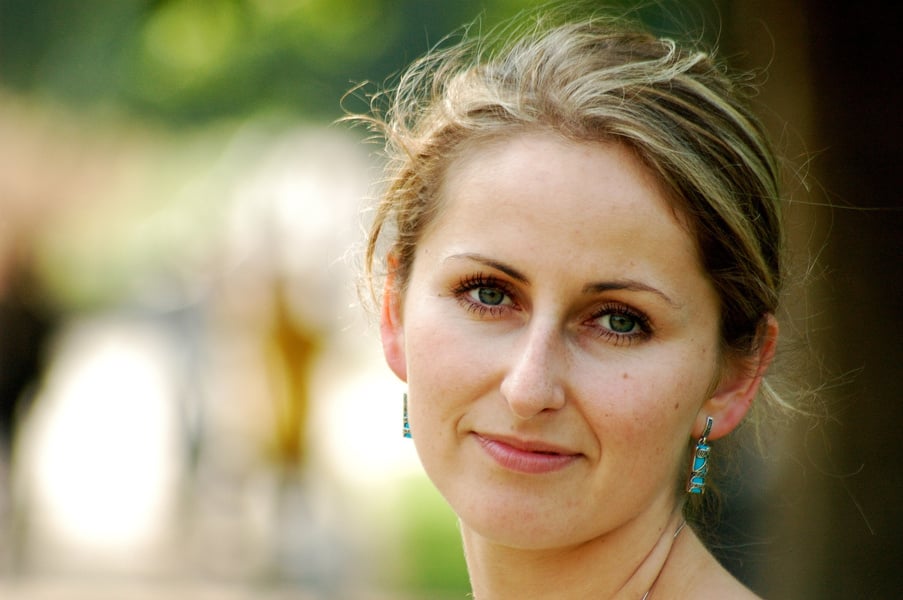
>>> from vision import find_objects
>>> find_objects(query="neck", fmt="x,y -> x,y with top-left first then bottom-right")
461,506 -> 687,600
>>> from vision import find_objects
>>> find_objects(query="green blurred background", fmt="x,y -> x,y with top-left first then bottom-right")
0,0 -> 900,598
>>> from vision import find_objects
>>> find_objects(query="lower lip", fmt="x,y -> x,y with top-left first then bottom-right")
475,434 -> 580,474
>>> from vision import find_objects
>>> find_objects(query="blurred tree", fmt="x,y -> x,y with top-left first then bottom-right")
781,1 -> 901,598
0,0 -> 549,125
0,0 -> 720,126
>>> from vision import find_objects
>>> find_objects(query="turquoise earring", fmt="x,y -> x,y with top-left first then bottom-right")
687,416 -> 713,494
403,393 -> 412,439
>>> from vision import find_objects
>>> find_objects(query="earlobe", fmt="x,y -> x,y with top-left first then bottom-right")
380,258 -> 408,382
699,314 -> 779,440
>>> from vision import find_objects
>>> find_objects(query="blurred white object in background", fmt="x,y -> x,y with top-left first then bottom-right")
13,316 -> 182,576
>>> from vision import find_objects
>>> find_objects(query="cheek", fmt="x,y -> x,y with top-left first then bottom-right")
580,351 -> 715,442
577,361 -> 709,496
403,315 -> 491,419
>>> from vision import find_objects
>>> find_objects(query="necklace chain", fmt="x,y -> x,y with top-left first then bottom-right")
640,519 -> 687,600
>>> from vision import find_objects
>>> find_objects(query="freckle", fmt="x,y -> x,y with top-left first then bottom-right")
673,402 -> 680,411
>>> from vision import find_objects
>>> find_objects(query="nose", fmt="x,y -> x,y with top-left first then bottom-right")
499,322 -> 567,420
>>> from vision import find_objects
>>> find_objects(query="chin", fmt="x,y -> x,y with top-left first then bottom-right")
452,489 -> 596,550
468,516 -> 593,551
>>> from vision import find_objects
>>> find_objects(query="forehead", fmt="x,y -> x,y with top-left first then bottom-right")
436,131 -> 686,235
418,131 -> 707,282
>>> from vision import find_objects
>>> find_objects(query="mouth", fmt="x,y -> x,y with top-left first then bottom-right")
473,433 -> 581,474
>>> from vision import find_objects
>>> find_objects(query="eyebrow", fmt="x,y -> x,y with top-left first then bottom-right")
445,253 -> 531,283
582,281 -> 679,308
445,252 -> 679,307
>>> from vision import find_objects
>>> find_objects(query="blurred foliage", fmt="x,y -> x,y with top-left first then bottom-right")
0,0 -> 544,127
0,0 -> 716,128
394,475 -> 469,595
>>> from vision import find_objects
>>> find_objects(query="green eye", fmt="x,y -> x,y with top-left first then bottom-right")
475,287 -> 506,306
589,304 -> 651,345
454,275 -> 517,316
603,313 -> 639,333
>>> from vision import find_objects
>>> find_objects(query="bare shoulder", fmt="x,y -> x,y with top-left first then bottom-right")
698,563 -> 762,599
662,529 -> 764,599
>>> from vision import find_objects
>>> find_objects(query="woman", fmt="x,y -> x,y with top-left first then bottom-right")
358,14 -> 784,599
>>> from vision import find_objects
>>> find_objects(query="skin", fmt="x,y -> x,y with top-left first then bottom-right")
380,131 -> 776,599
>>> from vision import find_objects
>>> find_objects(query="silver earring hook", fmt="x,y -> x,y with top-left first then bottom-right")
699,415 -> 713,442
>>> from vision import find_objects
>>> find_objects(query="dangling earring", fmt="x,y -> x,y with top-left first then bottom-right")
687,416 -> 713,494
402,393 -> 412,439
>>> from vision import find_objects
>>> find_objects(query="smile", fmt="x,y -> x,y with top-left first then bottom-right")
474,433 -> 582,474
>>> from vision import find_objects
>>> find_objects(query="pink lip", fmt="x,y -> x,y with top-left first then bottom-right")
474,433 -> 581,474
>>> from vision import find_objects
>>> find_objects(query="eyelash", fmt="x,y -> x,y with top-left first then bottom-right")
588,302 -> 652,346
451,273 -> 653,345
452,273 -> 517,317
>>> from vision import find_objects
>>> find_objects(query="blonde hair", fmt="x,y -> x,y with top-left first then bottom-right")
353,14 -> 792,439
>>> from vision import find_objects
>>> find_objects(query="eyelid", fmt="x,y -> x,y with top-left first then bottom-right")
588,302 -> 653,344
455,271 -> 520,293
452,273 -> 521,315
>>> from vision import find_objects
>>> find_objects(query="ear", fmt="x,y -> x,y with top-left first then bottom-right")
379,254 -> 408,382
697,314 -> 779,440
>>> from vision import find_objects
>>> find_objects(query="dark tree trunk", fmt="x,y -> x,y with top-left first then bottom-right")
720,1 -> 903,598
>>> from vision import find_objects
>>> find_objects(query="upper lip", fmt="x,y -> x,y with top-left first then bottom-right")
475,432 -> 580,456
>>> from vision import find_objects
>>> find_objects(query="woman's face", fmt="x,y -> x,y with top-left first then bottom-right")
381,132 -> 746,549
